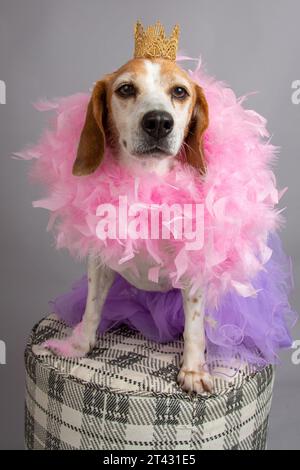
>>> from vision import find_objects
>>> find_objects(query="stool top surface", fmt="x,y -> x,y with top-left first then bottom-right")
27,315 -> 272,398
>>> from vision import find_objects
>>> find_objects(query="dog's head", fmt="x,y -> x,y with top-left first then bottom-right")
73,58 -> 209,176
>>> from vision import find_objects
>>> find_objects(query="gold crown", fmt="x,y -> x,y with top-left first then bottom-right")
134,20 -> 180,61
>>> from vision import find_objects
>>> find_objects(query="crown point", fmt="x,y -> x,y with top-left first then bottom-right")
133,20 -> 180,61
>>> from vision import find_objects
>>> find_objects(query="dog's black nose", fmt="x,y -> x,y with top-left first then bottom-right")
141,111 -> 174,139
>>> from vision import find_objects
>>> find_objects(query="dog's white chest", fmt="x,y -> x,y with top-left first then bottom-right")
113,254 -> 173,292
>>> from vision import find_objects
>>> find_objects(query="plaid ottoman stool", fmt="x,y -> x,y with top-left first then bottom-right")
25,315 -> 274,450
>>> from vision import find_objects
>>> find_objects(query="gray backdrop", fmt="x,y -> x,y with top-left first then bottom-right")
0,0 -> 299,450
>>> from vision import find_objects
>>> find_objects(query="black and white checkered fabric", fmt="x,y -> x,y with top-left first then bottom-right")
25,315 -> 274,450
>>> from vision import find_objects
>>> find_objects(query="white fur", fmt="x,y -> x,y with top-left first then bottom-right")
111,60 -> 192,175
178,290 -> 213,393
44,258 -> 115,357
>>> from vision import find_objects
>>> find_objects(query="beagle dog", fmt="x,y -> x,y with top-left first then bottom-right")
46,58 -> 212,394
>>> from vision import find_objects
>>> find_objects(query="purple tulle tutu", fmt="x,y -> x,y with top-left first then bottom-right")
51,233 -> 297,368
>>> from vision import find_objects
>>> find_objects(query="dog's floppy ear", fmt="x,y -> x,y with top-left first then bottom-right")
184,84 -> 209,174
72,80 -> 108,176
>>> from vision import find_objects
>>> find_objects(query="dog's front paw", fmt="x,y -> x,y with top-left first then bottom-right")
42,337 -> 90,358
177,366 -> 213,395
42,323 -> 95,358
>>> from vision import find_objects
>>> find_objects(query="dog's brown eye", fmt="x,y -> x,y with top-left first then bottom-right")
116,83 -> 136,98
172,86 -> 189,100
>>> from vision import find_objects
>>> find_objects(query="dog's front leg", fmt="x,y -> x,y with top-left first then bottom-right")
177,288 -> 213,394
44,257 -> 115,357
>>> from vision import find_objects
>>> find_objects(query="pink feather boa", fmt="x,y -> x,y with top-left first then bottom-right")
20,60 -> 283,308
